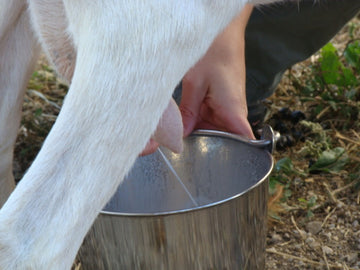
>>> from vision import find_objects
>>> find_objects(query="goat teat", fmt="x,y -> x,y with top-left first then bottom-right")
150,98 -> 184,154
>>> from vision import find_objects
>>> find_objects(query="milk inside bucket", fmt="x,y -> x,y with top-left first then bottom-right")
78,126 -> 275,269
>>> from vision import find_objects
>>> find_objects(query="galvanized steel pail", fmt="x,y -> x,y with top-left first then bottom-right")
78,127 -> 274,269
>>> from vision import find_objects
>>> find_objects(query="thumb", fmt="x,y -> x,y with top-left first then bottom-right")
206,102 -> 255,139
179,105 -> 199,137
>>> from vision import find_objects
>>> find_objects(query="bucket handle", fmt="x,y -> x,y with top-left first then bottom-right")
193,125 -> 279,153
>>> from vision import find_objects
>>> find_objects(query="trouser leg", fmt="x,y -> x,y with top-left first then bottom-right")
245,0 -> 360,106
174,0 -> 360,127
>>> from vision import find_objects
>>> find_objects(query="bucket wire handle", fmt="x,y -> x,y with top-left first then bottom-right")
193,125 -> 278,153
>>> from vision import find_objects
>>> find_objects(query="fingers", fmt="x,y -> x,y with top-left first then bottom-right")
197,104 -> 255,139
179,72 -> 207,137
221,114 -> 255,139
179,68 -> 255,139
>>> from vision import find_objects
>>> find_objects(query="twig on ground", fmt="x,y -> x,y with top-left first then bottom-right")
322,207 -> 337,228
72,262 -> 81,270
348,155 -> 360,162
351,129 -> 360,140
332,180 -> 358,196
268,184 -> 284,212
316,106 -> 331,119
335,131 -> 360,146
321,179 -> 358,216
266,248 -> 355,269
322,246 -> 330,270
323,182 -> 344,206
27,89 -> 61,110
291,215 -> 306,240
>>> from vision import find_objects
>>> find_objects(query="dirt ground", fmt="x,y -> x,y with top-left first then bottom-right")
12,15 -> 360,270
264,17 -> 360,269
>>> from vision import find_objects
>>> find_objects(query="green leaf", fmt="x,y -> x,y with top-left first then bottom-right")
298,198 -> 307,204
307,196 -> 317,208
341,67 -> 357,87
284,189 -> 292,199
345,88 -> 358,100
274,157 -> 294,175
307,210 -> 314,218
34,108 -> 43,117
328,100 -> 337,111
269,178 -> 279,195
320,43 -> 342,85
344,41 -> 360,70
309,147 -> 349,173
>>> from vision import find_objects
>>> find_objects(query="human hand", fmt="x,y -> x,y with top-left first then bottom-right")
141,5 -> 254,156
179,5 -> 255,139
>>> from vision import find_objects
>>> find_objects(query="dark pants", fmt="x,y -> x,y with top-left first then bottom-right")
174,0 -> 360,122
245,0 -> 360,105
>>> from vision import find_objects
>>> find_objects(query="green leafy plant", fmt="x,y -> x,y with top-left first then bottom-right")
309,147 -> 349,173
298,195 -> 317,218
269,157 -> 305,200
344,40 -> 360,72
300,41 -> 360,125
319,43 -> 357,88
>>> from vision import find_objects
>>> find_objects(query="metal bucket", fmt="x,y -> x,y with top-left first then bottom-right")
78,127 -> 274,270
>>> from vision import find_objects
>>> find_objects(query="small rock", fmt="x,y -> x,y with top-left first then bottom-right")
294,229 -> 307,239
322,246 -> 333,255
271,233 -> 283,244
337,202 -> 344,208
300,230 -> 307,239
306,221 -> 323,235
324,232 -> 332,239
345,253 -> 359,264
353,220 -> 359,228
333,236 -> 339,241
305,237 -> 315,244
336,262 -> 343,267
298,260 -> 305,267
305,237 -> 320,248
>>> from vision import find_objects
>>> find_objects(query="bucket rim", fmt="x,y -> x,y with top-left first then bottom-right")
100,130 -> 274,217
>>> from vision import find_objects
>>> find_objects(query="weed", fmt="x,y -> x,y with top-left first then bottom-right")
298,195 -> 317,218
299,41 -> 360,126
269,157 -> 304,200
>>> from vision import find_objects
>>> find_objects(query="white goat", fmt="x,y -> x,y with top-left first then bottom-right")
0,0 -> 274,269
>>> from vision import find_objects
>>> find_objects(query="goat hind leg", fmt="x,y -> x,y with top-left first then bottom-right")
0,3 -> 40,207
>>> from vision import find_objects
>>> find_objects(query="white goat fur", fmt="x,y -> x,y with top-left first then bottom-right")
0,0 -> 274,269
